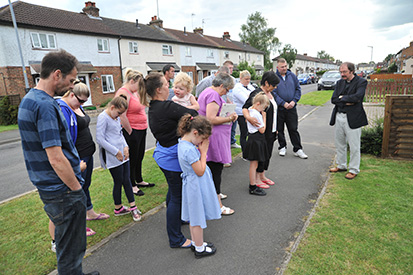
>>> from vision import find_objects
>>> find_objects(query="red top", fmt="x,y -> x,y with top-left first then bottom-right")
116,87 -> 147,130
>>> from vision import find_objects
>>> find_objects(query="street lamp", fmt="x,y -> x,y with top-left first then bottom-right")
368,46 -> 373,62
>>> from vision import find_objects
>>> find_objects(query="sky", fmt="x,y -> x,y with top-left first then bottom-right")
2,0 -> 413,64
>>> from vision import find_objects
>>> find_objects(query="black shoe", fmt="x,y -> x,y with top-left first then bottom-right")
84,271 -> 100,275
194,246 -> 217,258
249,187 -> 267,196
136,182 -> 155,188
133,189 -> 145,196
191,242 -> 214,252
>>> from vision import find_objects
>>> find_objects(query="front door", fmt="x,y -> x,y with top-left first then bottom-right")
77,74 -> 92,106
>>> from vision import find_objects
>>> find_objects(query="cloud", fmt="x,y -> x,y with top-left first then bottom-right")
371,0 -> 413,29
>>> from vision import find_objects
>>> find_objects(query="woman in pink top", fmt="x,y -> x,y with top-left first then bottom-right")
198,73 -> 237,216
115,69 -> 154,196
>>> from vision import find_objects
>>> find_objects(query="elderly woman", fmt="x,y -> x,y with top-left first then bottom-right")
242,71 -> 280,195
232,70 -> 255,152
115,69 -> 153,197
198,73 -> 237,215
140,73 -> 198,248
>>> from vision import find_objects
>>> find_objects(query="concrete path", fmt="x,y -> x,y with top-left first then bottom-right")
78,103 -> 337,275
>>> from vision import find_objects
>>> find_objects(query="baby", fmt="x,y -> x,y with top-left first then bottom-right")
172,72 -> 200,110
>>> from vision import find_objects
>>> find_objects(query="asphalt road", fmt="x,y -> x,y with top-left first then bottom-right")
0,83 -> 318,203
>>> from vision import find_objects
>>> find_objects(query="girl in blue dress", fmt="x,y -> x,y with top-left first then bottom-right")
177,114 -> 221,258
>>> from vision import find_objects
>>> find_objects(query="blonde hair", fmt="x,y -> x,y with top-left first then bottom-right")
253,91 -> 270,109
62,80 -> 89,98
109,94 -> 128,110
239,70 -> 251,79
174,72 -> 194,94
124,68 -> 148,106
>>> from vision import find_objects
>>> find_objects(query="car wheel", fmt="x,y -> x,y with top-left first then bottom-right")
317,86 -> 321,91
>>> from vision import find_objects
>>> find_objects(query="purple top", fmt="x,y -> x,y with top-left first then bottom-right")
198,87 -> 231,164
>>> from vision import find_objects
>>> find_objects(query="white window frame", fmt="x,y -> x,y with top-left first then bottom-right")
162,44 -> 173,55
257,55 -> 261,61
207,49 -> 214,58
185,46 -> 191,57
129,41 -> 138,54
97,38 -> 109,52
224,51 -> 230,59
101,75 -> 115,93
30,32 -> 57,49
248,53 -> 251,61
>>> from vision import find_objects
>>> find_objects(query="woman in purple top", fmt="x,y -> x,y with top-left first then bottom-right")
198,73 -> 237,216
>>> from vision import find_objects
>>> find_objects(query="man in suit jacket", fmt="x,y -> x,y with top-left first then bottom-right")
329,62 -> 368,179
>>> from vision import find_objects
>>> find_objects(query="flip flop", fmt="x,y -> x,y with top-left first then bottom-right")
256,182 -> 270,189
261,179 -> 275,185
86,213 -> 110,221
86,227 -> 96,237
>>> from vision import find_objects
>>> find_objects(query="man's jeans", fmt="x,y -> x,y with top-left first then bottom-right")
39,188 -> 87,275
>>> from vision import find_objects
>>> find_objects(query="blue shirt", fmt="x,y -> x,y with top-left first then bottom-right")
18,89 -> 84,193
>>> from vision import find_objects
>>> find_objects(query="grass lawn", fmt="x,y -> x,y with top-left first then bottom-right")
0,124 -> 18,132
285,155 -> 413,274
0,142 -> 242,275
299,90 -> 334,106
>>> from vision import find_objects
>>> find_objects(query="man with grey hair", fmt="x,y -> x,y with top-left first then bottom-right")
195,66 -> 230,97
329,62 -> 368,180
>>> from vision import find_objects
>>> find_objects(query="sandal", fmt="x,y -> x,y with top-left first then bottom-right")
256,182 -> 270,189
221,206 -> 234,216
261,179 -> 275,185
219,193 -> 228,200
86,227 -> 96,237
86,213 -> 110,221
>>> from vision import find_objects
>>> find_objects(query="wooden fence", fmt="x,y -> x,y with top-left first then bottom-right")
365,78 -> 413,103
382,95 -> 413,159
0,94 -> 21,106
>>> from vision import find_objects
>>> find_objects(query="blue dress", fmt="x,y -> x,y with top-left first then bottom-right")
178,139 -> 221,229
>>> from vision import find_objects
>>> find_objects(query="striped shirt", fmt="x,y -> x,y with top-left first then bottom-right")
18,89 -> 83,193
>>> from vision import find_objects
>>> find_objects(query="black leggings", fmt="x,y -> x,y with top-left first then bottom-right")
123,128 -> 147,186
109,161 -> 135,206
257,132 -> 277,173
207,161 -> 223,194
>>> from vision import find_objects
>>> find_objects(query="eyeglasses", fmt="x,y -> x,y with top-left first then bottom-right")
73,93 -> 87,104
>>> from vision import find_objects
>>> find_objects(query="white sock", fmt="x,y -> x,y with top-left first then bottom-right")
195,244 -> 205,252
192,241 -> 207,247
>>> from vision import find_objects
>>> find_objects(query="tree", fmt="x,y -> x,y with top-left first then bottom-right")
239,12 -> 280,70
388,62 -> 397,73
317,50 -> 335,61
384,54 -> 393,63
232,60 -> 257,80
278,44 -> 297,68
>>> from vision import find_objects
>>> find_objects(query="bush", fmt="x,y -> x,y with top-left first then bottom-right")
360,117 -> 383,156
84,106 -> 97,110
99,98 -> 112,108
0,96 -> 18,125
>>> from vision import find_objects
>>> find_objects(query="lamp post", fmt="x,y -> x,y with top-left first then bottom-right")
368,46 -> 373,62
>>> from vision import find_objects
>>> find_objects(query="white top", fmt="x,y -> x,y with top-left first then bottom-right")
247,108 -> 264,134
232,82 -> 254,115
270,98 -> 277,132
172,93 -> 194,107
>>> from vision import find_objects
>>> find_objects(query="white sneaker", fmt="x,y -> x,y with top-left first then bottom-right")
219,193 -> 228,200
51,240 -> 56,253
279,147 -> 286,156
223,163 -> 231,168
231,143 -> 241,149
294,149 -> 308,159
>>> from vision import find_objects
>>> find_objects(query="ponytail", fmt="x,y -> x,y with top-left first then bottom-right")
177,114 -> 211,137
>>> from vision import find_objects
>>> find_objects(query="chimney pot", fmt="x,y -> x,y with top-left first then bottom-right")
83,1 -> 99,17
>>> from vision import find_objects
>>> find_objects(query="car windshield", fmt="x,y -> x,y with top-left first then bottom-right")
323,71 -> 340,78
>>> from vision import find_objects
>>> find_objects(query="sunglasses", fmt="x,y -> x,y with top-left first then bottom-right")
73,92 -> 87,104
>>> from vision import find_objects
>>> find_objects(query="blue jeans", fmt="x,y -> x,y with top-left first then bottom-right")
160,168 -> 187,248
39,189 -> 87,275
231,120 -> 238,144
81,155 -> 94,211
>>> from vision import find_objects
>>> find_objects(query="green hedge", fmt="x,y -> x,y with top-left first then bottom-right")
360,118 -> 383,156
0,96 -> 18,125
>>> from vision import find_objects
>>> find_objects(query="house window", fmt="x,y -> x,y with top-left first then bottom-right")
129,41 -> 138,54
101,75 -> 115,93
257,55 -> 261,61
224,51 -> 229,59
97,39 -> 109,52
162,45 -> 173,55
207,49 -> 214,58
239,54 -> 242,61
247,54 -> 250,61
185,46 -> 191,57
30,33 -> 57,49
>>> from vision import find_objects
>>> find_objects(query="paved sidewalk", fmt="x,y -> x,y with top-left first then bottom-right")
74,103 -> 337,275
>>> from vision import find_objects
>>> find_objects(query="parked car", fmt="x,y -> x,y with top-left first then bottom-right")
297,73 -> 312,85
317,71 -> 341,90
355,70 -> 365,78
309,73 -> 318,83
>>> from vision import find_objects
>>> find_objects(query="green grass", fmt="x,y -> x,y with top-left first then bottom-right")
0,124 -> 18,132
0,141 -> 242,275
299,90 -> 334,106
285,155 -> 413,275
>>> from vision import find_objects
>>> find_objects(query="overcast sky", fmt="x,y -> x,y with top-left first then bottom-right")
2,0 -> 413,64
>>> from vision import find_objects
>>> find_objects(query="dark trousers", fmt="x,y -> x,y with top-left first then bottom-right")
257,132 -> 277,172
277,107 -> 302,152
237,116 -> 248,151
109,161 -> 135,206
207,161 -> 223,194
80,155 -> 94,211
123,128 -> 147,186
160,168 -> 186,248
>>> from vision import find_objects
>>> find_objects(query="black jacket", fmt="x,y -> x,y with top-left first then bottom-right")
329,74 -> 368,129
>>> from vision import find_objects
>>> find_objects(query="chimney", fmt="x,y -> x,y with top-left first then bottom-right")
193,27 -> 203,35
136,19 -> 141,29
223,31 -> 231,40
148,15 -> 163,28
83,1 -> 99,17
184,27 -> 187,35
304,53 -> 307,56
